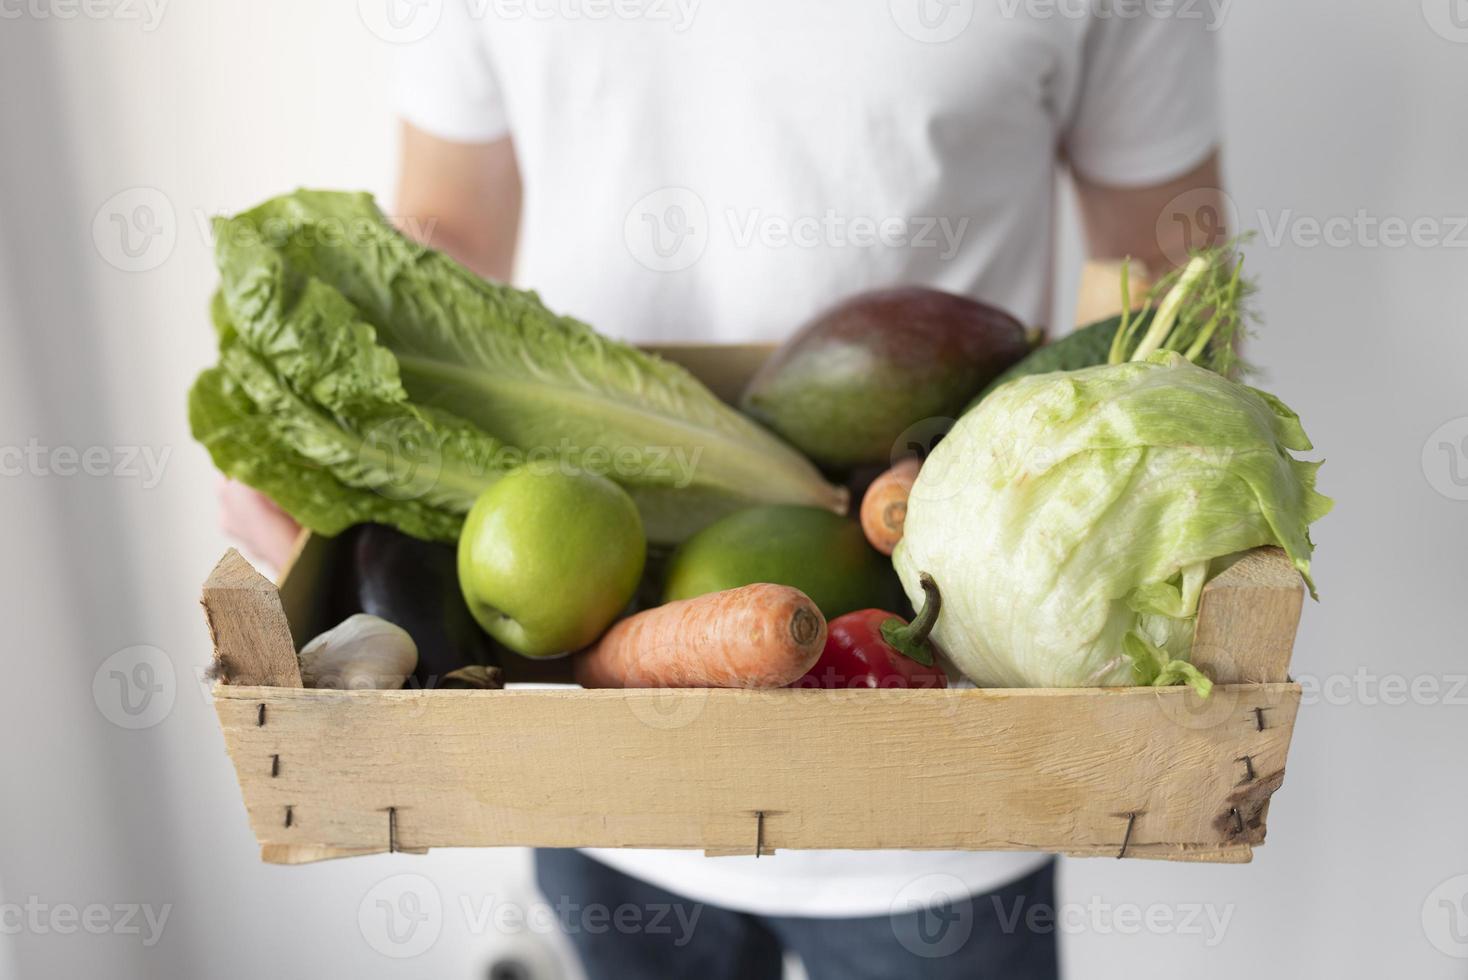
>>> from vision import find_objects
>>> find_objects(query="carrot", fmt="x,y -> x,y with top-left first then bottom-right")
573,584 -> 827,689
859,458 -> 920,555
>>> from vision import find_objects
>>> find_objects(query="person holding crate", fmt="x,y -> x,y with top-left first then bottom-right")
221,2 -> 1225,976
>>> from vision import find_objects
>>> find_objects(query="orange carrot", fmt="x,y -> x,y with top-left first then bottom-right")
859,458 -> 920,555
573,584 -> 827,689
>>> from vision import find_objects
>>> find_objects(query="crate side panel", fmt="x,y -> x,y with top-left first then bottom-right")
214,685 -> 1299,858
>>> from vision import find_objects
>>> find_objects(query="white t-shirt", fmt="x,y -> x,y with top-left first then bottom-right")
396,0 -> 1219,917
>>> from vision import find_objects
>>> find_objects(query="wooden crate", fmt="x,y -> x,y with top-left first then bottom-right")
203,344 -> 1306,866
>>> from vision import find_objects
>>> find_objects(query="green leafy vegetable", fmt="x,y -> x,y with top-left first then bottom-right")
965,243 -> 1253,412
895,246 -> 1331,699
190,190 -> 844,544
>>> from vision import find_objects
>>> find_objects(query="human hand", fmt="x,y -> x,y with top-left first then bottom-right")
216,476 -> 301,574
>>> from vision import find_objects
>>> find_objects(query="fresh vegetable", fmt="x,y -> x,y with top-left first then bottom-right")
189,190 -> 844,546
336,524 -> 500,689
859,458 -> 920,556
965,312 -> 1137,410
791,573 -> 948,689
298,614 -> 418,690
458,468 -> 646,658
439,665 -> 505,690
573,584 -> 827,688
964,250 -> 1250,411
740,287 -> 1029,469
896,249 -> 1331,694
662,505 -> 901,620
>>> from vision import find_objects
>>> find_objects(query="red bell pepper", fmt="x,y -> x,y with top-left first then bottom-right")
792,574 -> 947,689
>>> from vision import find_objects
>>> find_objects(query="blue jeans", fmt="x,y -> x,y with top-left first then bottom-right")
533,849 -> 1060,980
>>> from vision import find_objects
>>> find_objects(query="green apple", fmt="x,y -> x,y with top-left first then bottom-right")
457,467 -> 645,658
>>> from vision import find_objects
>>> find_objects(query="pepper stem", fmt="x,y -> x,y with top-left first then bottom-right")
880,573 -> 942,667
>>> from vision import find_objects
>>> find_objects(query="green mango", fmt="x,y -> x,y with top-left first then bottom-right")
740,287 -> 1030,470
663,505 -> 900,620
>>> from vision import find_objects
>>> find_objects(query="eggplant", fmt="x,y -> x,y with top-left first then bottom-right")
331,524 -> 500,689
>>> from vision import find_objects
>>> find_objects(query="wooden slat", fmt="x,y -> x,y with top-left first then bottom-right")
201,549 -> 302,688
215,684 -> 1299,864
1191,547 -> 1304,684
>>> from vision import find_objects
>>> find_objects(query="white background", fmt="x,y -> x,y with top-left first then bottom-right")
1,2 -> 1466,978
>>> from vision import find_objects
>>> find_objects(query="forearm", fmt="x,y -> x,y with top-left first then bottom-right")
395,123 -> 522,281
1072,151 -> 1226,274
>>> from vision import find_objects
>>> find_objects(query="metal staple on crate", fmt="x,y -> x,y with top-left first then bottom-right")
1117,812 -> 1137,859
753,811 -> 765,859
1235,755 -> 1255,783
270,754 -> 280,777
1253,707 -> 1268,732
1230,807 -> 1245,835
257,703 -> 266,727
387,807 -> 399,854
284,805 -> 293,829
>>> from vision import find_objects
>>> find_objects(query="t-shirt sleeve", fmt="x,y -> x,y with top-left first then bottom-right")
392,0 -> 510,143
1062,13 -> 1221,187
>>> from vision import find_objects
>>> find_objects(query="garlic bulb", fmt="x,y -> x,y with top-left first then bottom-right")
298,614 -> 418,691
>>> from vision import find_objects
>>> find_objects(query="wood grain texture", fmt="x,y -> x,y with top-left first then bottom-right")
215,683 -> 1299,864
1191,547 -> 1304,685
201,549 -> 302,688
